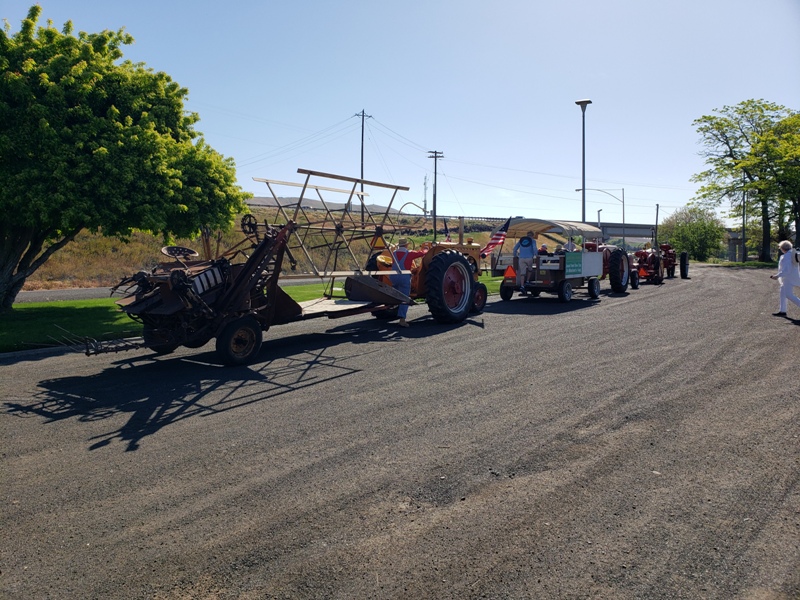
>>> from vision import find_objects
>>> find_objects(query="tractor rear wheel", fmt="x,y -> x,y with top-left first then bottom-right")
425,250 -> 473,323
558,280 -> 573,303
680,251 -> 689,279
471,282 -> 488,313
608,249 -> 630,292
215,316 -> 263,366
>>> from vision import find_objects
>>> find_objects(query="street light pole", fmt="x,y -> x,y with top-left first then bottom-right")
576,187 -> 625,248
575,99 -> 592,223
597,208 -> 602,229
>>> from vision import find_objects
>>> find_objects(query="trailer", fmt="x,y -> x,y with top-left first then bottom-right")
497,218 -> 606,302
86,169 -> 483,365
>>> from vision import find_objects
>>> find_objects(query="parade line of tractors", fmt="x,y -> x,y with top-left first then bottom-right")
85,169 -> 689,365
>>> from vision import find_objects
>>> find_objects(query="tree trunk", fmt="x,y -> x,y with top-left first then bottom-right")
0,274 -> 26,312
759,196 -> 772,262
0,228 -> 81,311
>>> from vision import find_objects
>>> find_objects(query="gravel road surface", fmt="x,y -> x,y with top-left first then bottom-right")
2,265 -> 798,599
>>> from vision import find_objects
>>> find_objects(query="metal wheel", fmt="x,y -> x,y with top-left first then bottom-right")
471,282 -> 488,313
215,316 -> 263,365
425,251 -> 473,323
587,277 -> 600,299
558,280 -> 573,303
499,283 -> 515,301
142,323 -> 179,355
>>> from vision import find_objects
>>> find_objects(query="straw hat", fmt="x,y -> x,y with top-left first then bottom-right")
398,238 -> 408,246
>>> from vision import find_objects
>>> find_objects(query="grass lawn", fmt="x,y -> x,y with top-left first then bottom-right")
1,276 -> 502,354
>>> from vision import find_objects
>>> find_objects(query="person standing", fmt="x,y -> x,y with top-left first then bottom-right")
390,238 -> 426,327
770,240 -> 800,317
564,237 -> 577,251
512,231 -> 538,293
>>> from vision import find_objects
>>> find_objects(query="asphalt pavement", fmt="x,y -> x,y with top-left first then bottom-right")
3,265 -> 799,599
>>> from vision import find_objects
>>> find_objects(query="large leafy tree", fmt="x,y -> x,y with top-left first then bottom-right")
691,99 -> 799,261
0,6 -> 249,310
659,206 -> 726,262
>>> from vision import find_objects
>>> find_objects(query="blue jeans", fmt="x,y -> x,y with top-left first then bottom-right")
389,274 -> 412,319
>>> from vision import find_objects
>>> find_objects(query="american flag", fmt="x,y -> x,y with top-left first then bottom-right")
443,220 -> 452,242
480,217 -> 511,257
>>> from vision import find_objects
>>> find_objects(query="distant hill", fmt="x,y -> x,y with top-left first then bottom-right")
248,196 -> 403,215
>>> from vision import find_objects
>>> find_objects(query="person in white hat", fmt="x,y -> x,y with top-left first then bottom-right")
390,238 -> 425,327
770,240 -> 800,317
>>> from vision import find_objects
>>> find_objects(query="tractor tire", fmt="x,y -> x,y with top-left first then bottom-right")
143,324 -> 179,355
630,270 -> 640,289
215,315 -> 263,366
371,306 -> 399,320
425,250 -> 473,323
558,280 -> 573,303
587,277 -> 601,299
608,249 -> 630,293
680,251 -> 689,279
183,335 -> 212,349
649,256 -> 664,284
499,283 -> 514,301
667,264 -> 675,278
471,282 -> 488,313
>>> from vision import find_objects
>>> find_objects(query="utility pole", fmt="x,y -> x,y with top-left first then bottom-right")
354,109 -> 372,219
428,151 -> 443,240
741,172 -> 747,262
423,174 -> 428,216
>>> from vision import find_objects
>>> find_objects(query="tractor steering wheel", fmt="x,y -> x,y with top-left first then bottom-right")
161,246 -> 199,260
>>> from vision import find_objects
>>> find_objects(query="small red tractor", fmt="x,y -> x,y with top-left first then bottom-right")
631,242 -> 689,284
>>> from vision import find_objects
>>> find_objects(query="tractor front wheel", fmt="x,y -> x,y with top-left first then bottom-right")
608,249 -> 630,293
216,316 -> 263,366
471,282 -> 488,313
649,256 -> 664,284
630,270 -> 640,289
425,251 -> 473,323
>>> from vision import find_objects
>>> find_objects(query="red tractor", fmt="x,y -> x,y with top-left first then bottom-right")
632,242 -> 689,284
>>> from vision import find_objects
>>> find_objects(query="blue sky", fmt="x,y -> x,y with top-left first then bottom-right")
4,1 -> 799,226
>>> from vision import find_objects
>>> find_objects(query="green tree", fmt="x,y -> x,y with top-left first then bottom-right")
660,206 -> 725,262
692,99 -> 799,261
0,6 -> 249,310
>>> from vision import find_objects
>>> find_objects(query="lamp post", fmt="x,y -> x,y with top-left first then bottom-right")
597,209 -> 602,229
575,99 -> 592,222
576,187 -> 625,248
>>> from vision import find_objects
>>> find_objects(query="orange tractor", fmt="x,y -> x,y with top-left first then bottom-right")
365,238 -> 488,323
